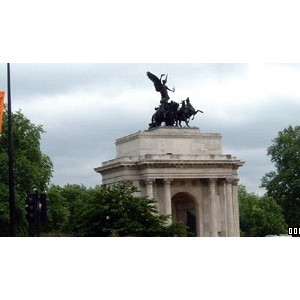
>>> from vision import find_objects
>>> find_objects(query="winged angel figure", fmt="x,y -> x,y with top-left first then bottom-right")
146,71 -> 203,128
146,71 -> 175,102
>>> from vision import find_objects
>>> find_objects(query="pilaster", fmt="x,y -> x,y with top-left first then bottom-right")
163,178 -> 173,223
209,178 -> 218,237
232,178 -> 240,236
226,178 -> 235,236
197,180 -> 204,237
145,179 -> 155,199
219,179 -> 228,236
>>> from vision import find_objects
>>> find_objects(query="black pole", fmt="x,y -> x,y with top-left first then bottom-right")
7,63 -> 16,237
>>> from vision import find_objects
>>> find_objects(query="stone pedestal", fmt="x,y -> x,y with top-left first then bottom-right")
95,127 -> 244,237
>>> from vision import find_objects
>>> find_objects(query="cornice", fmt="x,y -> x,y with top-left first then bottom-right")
95,158 -> 245,173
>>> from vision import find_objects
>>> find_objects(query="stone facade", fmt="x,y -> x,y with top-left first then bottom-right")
94,127 -> 244,237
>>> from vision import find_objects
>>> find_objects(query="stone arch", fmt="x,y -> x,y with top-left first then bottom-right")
172,192 -> 198,236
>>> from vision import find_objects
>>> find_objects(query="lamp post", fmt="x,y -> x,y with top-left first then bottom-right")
7,63 -> 16,237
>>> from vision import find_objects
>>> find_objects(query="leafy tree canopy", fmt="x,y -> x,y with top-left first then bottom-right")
261,125 -> 300,227
0,110 -> 53,236
46,184 -> 187,237
239,185 -> 288,237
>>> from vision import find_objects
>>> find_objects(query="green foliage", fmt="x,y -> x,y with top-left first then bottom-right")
46,184 -> 88,234
239,185 -> 288,236
0,110 -> 53,236
261,125 -> 300,227
45,184 -> 187,237
0,183 -> 10,236
46,185 -> 70,232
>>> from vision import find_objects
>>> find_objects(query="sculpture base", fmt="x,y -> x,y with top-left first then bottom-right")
147,125 -> 200,131
115,126 -> 222,157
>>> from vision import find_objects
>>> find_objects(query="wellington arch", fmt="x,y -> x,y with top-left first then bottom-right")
94,71 -> 244,237
95,127 -> 244,236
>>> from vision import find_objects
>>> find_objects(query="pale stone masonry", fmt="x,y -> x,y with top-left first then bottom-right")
95,127 -> 244,237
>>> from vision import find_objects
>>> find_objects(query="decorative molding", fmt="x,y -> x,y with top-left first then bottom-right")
163,178 -> 173,185
145,179 -> 155,186
225,177 -> 234,184
208,178 -> 218,186
120,180 -> 133,186
231,178 -> 239,186
96,159 -> 245,173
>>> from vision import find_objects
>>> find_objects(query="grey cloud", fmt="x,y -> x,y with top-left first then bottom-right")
2,64 -> 247,99
1,63 -> 299,195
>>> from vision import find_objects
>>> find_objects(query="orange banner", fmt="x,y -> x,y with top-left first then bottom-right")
0,91 -> 5,140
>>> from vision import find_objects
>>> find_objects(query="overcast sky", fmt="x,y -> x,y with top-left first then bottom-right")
1,63 -> 299,194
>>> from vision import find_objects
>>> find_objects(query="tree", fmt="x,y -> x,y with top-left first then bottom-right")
261,125 -> 300,228
45,184 -> 88,235
239,185 -> 288,237
76,185 -> 187,237
45,184 -> 187,237
44,185 -> 70,234
0,110 -> 53,236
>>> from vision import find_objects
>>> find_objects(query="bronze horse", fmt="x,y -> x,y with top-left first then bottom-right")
149,99 -> 203,128
147,72 -> 203,129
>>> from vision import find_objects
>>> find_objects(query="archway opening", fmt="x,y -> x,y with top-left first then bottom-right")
172,192 -> 197,236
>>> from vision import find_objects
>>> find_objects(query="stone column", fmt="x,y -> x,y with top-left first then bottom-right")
197,180 -> 204,237
209,178 -> 218,237
226,178 -> 235,236
163,178 -> 173,222
232,178 -> 240,236
220,180 -> 228,236
145,179 -> 155,199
